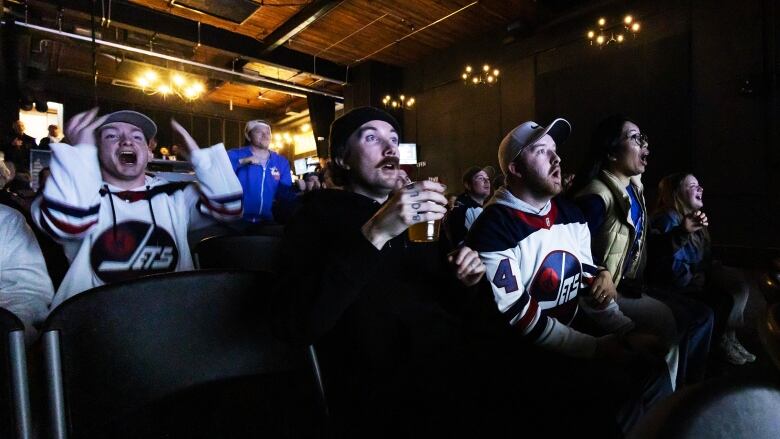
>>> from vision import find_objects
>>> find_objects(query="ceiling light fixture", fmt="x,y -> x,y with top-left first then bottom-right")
135,69 -> 206,101
587,14 -> 641,48
382,94 -> 415,110
462,64 -> 499,86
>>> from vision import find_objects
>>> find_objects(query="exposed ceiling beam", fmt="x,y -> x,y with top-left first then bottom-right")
260,0 -> 342,54
35,0 -> 347,83
11,20 -> 342,100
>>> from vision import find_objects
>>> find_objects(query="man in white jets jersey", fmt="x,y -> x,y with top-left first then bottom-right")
32,108 -> 242,309
464,118 -> 672,435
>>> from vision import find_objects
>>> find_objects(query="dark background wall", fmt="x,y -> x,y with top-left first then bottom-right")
403,0 -> 778,252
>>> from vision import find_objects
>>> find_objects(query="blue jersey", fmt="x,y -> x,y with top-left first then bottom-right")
227,147 -> 294,223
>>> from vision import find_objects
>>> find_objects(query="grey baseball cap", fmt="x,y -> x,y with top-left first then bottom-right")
497,118 -> 571,174
98,110 -> 157,142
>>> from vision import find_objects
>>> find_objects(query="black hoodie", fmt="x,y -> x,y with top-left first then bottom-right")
271,188 -> 466,436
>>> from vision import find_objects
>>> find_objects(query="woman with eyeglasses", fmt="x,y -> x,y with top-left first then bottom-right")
570,114 -> 714,388
648,173 -> 755,365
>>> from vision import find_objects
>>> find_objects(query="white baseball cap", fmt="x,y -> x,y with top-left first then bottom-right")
497,118 -> 571,174
244,119 -> 271,141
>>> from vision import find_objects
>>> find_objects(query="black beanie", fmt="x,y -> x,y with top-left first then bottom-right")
328,107 -> 400,160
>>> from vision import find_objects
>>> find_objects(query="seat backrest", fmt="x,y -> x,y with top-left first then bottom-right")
628,378 -> 780,439
0,308 -> 31,439
42,270 -> 326,439
194,235 -> 283,272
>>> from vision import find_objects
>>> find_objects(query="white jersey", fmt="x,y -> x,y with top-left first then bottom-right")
466,187 -> 634,358
32,142 -> 243,309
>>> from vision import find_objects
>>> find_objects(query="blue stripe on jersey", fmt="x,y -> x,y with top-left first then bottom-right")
42,197 -> 100,218
504,293 -> 530,321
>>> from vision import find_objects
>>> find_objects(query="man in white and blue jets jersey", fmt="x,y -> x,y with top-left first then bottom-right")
32,109 -> 242,309
465,118 -> 672,434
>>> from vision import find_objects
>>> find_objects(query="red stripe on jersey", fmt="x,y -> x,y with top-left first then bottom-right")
513,200 -> 558,230
199,196 -> 243,215
516,298 -> 539,331
43,206 -> 97,235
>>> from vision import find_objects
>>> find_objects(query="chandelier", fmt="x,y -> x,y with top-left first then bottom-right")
587,14 -> 641,47
382,94 -> 415,110
462,64 -> 499,86
135,70 -> 206,101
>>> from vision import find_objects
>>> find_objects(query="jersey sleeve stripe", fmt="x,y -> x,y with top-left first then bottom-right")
42,197 -> 100,218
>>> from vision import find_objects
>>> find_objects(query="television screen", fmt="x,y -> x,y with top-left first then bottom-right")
399,143 -> 417,165
294,158 -> 308,175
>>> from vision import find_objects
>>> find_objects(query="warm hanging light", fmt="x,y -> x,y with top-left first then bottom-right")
135,69 -> 206,101
587,13 -> 641,48
462,63 -> 500,86
382,93 -> 416,110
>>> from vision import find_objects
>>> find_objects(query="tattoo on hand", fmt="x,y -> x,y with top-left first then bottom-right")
412,203 -> 420,209
412,215 -> 421,221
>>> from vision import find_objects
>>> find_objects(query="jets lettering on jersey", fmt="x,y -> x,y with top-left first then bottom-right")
90,220 -> 179,283
493,250 -> 582,324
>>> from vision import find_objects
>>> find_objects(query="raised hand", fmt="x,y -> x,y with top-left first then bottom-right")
683,210 -> 708,233
170,119 -> 199,160
65,107 -> 109,146
361,179 -> 448,249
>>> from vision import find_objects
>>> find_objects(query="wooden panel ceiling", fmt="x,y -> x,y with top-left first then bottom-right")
130,0 -> 305,41
288,0 -> 534,66
130,0 -> 534,66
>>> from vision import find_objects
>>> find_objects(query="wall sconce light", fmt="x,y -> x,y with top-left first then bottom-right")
587,14 -> 641,48
382,94 -> 415,110
462,64 -> 499,86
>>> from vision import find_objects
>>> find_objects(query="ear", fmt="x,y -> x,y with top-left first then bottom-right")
334,156 -> 350,170
507,161 -> 522,179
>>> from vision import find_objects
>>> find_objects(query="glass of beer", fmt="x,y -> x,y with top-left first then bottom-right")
408,176 -> 442,243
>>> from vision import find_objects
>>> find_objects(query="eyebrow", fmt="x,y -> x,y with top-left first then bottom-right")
356,126 -> 397,138
102,126 -> 143,135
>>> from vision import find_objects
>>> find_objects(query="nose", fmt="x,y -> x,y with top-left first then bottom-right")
551,151 -> 561,165
381,137 -> 399,156
119,133 -> 133,145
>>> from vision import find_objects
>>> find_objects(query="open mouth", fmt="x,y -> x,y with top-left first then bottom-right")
550,167 -> 561,179
377,158 -> 400,171
118,150 -> 138,165
640,152 -> 649,166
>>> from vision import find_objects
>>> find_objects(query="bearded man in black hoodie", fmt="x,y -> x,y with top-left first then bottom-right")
272,107 -> 485,437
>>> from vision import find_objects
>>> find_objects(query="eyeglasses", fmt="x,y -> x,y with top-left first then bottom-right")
626,132 -> 648,146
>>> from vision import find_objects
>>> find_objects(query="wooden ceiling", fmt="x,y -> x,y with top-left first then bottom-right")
131,0 -> 534,66
10,0 -> 574,120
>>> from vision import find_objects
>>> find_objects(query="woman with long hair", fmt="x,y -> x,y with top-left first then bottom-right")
572,114 -> 714,386
649,173 -> 755,365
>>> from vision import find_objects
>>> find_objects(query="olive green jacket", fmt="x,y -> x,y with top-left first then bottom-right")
575,170 -> 647,287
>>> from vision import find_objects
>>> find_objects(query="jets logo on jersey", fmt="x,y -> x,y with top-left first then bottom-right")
271,166 -> 281,181
528,250 -> 581,325
90,221 -> 179,283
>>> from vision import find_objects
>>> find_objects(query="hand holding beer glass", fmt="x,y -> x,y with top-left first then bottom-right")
408,176 -> 443,242
360,176 -> 448,250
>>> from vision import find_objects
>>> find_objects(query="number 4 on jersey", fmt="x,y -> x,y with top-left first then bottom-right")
492,258 -> 519,293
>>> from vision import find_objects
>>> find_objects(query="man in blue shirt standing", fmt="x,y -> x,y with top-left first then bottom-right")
228,119 -> 294,225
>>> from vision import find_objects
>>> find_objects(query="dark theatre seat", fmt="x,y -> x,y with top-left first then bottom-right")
0,308 -> 32,439
40,270 -> 327,439
194,235 -> 283,273
628,377 -> 780,439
